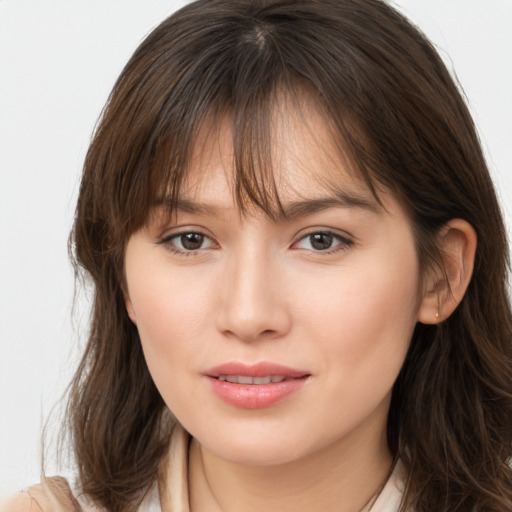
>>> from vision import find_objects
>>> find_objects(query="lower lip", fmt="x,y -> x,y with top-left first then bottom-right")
207,377 -> 308,409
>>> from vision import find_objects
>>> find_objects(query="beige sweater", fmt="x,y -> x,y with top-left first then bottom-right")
3,425 -> 405,512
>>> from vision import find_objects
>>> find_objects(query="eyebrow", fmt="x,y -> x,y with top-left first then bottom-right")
156,191 -> 380,220
281,194 -> 380,220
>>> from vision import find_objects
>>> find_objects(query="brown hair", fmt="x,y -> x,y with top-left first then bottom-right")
68,1 -> 512,510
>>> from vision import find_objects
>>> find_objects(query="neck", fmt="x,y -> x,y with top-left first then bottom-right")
188,410 -> 393,512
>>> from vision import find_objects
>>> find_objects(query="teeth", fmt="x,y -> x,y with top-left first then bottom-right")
253,376 -> 271,384
217,375 -> 286,384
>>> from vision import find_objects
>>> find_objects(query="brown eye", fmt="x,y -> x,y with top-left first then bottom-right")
180,233 -> 205,250
160,231 -> 216,254
309,233 -> 333,251
293,230 -> 353,254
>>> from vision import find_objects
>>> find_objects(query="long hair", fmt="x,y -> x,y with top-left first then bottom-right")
69,1 -> 512,510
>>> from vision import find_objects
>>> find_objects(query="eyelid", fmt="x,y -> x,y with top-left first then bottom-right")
157,224 -> 214,242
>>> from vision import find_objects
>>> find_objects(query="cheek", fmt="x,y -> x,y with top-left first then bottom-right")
125,255 -> 217,387
296,246 -> 420,377
128,284 -> 207,411
345,268 -> 419,345
130,274 -> 213,352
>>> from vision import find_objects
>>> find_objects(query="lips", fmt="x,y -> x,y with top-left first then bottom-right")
205,362 -> 310,409
207,361 -> 309,379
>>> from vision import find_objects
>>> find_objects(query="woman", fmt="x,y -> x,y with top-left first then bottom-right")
6,0 -> 512,511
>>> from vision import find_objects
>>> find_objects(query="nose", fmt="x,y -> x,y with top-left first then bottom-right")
215,244 -> 292,342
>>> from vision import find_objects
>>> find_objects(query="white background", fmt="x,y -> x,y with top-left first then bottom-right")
0,0 -> 511,497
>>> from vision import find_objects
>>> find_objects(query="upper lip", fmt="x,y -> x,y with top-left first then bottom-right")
205,362 -> 310,378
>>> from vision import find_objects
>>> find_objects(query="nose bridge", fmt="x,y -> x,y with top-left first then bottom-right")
216,228 -> 290,341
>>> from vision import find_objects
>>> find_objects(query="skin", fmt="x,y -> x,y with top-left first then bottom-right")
123,99 -> 476,512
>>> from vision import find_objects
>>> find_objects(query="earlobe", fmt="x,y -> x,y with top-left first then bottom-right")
418,219 -> 477,324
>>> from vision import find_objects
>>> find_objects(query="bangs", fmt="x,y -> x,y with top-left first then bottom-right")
149,82 -> 292,225
148,81 -> 381,228
87,0 -> 390,245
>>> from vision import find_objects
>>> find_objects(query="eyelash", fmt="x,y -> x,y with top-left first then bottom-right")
158,231 -> 217,257
158,229 -> 354,257
292,230 -> 354,254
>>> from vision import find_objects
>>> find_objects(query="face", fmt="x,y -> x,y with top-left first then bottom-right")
124,100 -> 426,467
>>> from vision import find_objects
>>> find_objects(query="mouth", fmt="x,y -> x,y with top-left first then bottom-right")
205,362 -> 310,409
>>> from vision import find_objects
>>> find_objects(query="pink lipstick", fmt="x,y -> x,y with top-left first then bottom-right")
205,362 -> 310,409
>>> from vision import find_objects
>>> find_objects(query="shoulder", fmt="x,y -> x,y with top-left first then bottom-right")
2,493 -> 42,512
2,424 -> 187,512
2,477 -> 85,512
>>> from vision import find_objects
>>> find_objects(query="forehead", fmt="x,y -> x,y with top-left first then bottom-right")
178,93 -> 379,210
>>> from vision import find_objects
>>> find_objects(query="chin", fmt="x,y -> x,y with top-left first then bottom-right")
190,423 -> 307,466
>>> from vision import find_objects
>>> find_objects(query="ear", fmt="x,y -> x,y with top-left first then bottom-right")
418,219 -> 477,324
